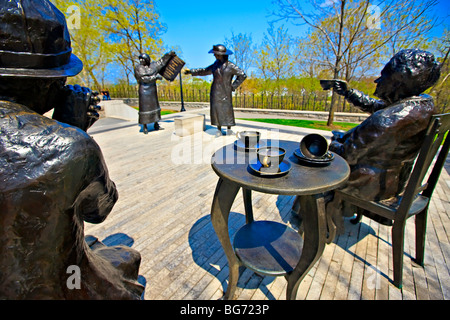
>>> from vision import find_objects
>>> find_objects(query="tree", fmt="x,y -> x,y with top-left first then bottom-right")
272,0 -> 439,125
52,0 -> 111,89
429,30 -> 450,113
255,24 -> 295,95
99,0 -> 167,85
224,32 -> 256,76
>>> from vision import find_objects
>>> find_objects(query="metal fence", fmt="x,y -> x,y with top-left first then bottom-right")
107,87 -> 364,113
107,85 -> 449,114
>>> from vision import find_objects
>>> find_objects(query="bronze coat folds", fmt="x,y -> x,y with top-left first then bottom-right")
323,49 -> 442,226
0,0 -> 143,299
331,94 -> 435,201
134,53 -> 172,125
0,101 -> 143,299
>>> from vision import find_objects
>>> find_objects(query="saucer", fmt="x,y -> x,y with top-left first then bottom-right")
249,160 -> 292,177
234,139 -> 266,151
294,148 -> 334,166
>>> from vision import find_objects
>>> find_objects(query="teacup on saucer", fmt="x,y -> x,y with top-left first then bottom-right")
300,134 -> 329,159
257,147 -> 286,168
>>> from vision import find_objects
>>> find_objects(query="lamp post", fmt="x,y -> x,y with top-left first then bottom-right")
179,72 -> 186,112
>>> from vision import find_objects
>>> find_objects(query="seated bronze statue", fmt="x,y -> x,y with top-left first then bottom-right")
0,0 -> 143,299
294,49 -> 441,231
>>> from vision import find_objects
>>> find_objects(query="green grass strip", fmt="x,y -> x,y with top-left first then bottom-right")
238,118 -> 358,132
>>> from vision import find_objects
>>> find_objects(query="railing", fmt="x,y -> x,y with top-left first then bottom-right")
107,87 -> 370,113
106,87 -> 450,115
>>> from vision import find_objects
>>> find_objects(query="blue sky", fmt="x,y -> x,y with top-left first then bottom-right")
156,0 -> 305,69
156,0 -> 449,71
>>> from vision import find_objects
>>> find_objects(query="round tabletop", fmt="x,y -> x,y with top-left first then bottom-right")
211,139 -> 350,196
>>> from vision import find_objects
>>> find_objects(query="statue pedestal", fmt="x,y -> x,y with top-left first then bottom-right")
174,114 -> 205,137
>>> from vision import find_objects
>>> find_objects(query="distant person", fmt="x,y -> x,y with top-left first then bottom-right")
317,49 -> 441,230
134,51 -> 176,134
102,89 -> 111,101
185,44 -> 247,135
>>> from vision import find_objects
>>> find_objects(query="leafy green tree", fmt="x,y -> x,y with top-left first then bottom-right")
272,0 -> 439,125
429,30 -> 450,113
98,0 -> 167,85
225,32 -> 256,76
52,0 -> 111,89
54,0 -> 167,88
256,24 -> 295,95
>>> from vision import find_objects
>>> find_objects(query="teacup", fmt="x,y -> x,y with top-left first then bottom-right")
257,147 -> 286,168
319,79 -> 347,90
300,134 -> 329,159
236,131 -> 261,148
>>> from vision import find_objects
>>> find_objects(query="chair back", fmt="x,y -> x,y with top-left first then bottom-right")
397,113 -> 450,218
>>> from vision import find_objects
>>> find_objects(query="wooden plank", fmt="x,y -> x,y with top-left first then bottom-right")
82,118 -> 450,301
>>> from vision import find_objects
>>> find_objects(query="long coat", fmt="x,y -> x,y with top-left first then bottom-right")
134,54 -> 171,125
191,60 -> 246,126
330,91 -> 436,202
0,101 -> 143,299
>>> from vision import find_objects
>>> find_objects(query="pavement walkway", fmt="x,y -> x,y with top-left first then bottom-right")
84,105 -> 450,301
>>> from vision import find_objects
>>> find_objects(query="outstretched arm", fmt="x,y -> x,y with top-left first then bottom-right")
186,66 -> 213,77
329,80 -> 387,114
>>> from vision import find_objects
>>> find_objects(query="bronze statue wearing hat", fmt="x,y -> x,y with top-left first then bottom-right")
185,44 -> 247,135
313,49 -> 441,231
134,51 -> 176,134
0,0 -> 143,299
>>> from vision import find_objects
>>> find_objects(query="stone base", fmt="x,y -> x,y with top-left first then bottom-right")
174,114 -> 206,137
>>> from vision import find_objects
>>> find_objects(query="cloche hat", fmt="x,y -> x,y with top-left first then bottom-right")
0,0 -> 83,78
208,44 -> 233,56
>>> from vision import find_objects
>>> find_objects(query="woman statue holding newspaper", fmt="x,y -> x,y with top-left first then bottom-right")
134,51 -> 176,134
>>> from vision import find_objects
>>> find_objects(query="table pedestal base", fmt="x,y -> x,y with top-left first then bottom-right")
211,178 -> 331,300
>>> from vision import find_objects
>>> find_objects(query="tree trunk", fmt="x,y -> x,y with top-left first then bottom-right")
327,0 -> 346,126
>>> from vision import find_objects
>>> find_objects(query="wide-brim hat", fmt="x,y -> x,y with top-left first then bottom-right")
0,0 -> 83,78
208,44 -> 233,56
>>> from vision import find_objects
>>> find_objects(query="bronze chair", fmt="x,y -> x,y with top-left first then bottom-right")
335,113 -> 450,288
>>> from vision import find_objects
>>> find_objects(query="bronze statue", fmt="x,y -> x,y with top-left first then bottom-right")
185,44 -> 247,135
0,0 -> 143,299
134,51 -> 176,134
315,49 -> 441,230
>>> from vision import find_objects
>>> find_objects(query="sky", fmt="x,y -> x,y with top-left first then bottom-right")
156,0 -> 306,69
156,0 -> 449,71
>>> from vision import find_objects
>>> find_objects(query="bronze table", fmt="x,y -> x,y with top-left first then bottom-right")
210,139 -> 350,300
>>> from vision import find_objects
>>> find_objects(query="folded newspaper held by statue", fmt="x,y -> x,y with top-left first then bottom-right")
159,55 -> 185,81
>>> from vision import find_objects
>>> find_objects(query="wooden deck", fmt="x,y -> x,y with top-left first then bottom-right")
85,110 -> 450,301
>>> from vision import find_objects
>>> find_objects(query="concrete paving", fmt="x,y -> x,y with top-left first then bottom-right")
83,105 -> 450,301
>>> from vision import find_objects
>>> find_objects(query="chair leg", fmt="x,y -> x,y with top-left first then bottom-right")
414,208 -> 428,266
350,207 -> 364,225
392,222 -> 406,288
350,212 -> 362,224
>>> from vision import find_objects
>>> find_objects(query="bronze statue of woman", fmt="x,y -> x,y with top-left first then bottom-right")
314,49 -> 441,231
134,51 -> 176,134
0,0 -> 143,299
185,44 -> 247,135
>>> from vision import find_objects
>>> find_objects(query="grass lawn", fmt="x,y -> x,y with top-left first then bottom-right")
238,118 -> 359,132
131,107 -> 178,116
